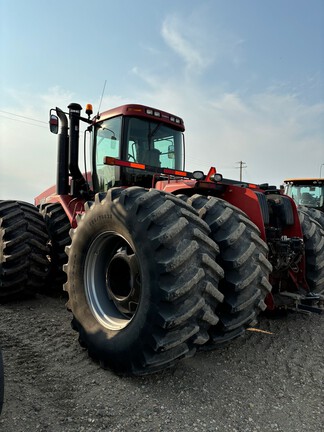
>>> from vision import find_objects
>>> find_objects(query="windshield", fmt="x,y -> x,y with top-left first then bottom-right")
93,116 -> 122,191
286,184 -> 324,208
93,115 -> 185,192
126,117 -> 184,170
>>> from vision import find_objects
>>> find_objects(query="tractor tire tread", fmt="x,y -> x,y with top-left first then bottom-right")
298,208 -> 324,293
64,187 -> 223,375
180,194 -> 272,347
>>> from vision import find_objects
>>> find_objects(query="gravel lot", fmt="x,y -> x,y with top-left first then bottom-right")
0,294 -> 323,432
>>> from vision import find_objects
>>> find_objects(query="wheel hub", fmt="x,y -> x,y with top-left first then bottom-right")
106,247 -> 140,315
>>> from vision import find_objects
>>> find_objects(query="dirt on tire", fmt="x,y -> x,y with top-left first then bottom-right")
0,293 -> 322,432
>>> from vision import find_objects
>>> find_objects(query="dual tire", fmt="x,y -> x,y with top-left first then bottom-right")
178,194 -> 272,346
63,188 -> 273,373
297,208 -> 324,293
0,201 -> 49,299
64,187 -> 224,374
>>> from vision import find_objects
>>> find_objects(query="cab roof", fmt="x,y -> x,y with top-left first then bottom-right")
96,104 -> 185,131
284,178 -> 324,184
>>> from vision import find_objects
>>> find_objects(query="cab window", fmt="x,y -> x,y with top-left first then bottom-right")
95,116 -> 122,191
126,117 -> 183,170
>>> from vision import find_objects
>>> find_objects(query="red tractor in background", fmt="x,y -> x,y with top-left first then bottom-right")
284,177 -> 324,230
0,102 -> 323,375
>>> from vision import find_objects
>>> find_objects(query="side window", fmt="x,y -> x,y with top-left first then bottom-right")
96,117 -> 121,163
153,137 -> 175,169
126,118 -> 181,169
95,116 -> 121,191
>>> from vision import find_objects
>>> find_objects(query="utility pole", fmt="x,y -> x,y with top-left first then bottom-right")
236,161 -> 247,181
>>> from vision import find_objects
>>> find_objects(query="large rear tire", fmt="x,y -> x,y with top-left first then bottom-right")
0,348 -> 4,415
64,187 -> 224,375
40,202 -> 71,291
178,194 -> 272,347
16,201 -> 50,290
298,208 -> 324,293
298,206 -> 324,231
0,200 -> 49,299
0,201 -> 30,298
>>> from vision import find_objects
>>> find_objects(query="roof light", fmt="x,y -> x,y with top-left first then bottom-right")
175,118 -> 181,124
146,108 -> 153,115
85,104 -> 93,115
154,111 -> 161,117
127,107 -> 143,113
85,103 -> 93,119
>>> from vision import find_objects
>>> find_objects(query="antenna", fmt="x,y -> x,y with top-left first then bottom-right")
97,80 -> 107,118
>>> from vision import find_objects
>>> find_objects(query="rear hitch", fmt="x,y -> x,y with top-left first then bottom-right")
298,292 -> 324,314
280,291 -> 324,315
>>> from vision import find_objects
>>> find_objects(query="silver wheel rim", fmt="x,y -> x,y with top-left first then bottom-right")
84,231 -> 141,331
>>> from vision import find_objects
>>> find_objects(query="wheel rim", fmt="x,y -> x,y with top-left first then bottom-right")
84,231 -> 141,330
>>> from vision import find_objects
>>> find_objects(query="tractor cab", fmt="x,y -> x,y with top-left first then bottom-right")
48,103 -> 186,197
284,178 -> 324,211
92,105 -> 185,191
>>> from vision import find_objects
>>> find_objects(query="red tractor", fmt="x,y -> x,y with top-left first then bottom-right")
284,177 -> 324,230
0,103 -> 323,375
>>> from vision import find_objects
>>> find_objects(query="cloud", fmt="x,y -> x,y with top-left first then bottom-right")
160,11 -> 245,76
161,15 -> 212,73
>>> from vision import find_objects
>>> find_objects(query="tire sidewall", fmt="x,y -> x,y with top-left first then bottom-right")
66,197 -> 160,361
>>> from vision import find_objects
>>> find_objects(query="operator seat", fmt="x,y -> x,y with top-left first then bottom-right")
300,192 -> 314,205
142,148 -> 161,167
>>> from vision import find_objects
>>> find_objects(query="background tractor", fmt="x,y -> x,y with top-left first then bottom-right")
0,103 -> 323,375
284,177 -> 324,230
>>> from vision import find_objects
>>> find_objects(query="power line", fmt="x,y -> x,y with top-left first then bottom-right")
0,109 -> 47,124
0,114 -> 48,129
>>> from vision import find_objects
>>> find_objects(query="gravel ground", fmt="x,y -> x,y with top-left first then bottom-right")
0,294 -> 323,432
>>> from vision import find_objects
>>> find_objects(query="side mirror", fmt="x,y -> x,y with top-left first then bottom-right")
168,144 -> 175,159
49,114 -> 59,134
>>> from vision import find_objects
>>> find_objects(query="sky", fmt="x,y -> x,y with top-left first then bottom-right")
1,0 -> 324,202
